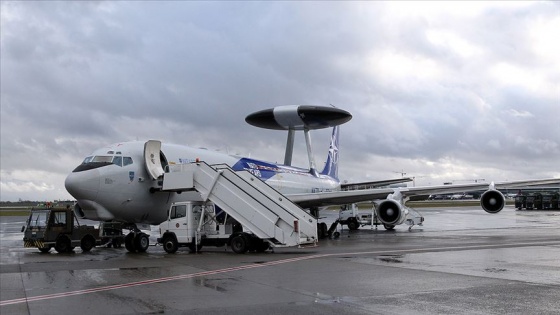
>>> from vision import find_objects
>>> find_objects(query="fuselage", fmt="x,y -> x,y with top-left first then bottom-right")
65,141 -> 340,224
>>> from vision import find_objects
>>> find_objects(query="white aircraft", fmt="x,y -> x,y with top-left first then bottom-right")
65,105 -> 560,253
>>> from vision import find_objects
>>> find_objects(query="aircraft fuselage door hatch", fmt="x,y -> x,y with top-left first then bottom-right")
144,140 -> 166,181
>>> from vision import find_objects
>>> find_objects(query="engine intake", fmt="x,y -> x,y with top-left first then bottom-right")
376,200 -> 406,226
480,189 -> 505,213
73,203 -> 86,219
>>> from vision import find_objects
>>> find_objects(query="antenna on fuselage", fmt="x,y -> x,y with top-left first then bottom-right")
245,105 -> 352,174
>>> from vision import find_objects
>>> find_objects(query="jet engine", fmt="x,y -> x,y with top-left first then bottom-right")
376,199 -> 408,226
73,203 -> 86,219
480,189 -> 505,213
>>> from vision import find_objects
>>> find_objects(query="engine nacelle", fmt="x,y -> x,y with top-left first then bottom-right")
376,199 -> 407,226
73,203 -> 86,219
480,189 -> 505,213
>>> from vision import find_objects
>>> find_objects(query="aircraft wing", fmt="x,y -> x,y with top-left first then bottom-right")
340,178 -> 413,190
288,178 -> 560,209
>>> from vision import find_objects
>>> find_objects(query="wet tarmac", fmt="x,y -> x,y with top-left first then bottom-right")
1,205 -> 560,314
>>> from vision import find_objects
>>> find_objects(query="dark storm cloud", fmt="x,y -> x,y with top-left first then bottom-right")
1,1 -> 558,201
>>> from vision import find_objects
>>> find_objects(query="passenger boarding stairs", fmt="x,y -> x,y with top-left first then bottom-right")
160,162 -> 317,247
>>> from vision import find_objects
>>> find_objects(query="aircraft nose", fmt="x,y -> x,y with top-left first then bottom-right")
65,169 -> 101,201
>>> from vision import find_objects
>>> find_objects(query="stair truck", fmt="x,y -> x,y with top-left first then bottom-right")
158,201 -> 283,254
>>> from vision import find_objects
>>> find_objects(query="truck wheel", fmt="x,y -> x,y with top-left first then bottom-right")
255,240 -> 270,253
347,218 -> 359,230
318,222 -> 328,239
135,233 -> 149,253
230,234 -> 249,254
55,235 -> 71,253
125,233 -> 136,253
162,236 -> 178,254
383,224 -> 395,230
80,235 -> 95,252
39,246 -> 51,253
188,243 -> 202,253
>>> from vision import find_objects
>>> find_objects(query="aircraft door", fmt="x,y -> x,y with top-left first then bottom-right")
144,140 -> 165,180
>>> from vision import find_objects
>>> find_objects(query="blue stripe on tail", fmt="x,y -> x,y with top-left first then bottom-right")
320,126 -> 339,180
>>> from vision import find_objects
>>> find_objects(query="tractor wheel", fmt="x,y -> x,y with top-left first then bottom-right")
39,246 -> 51,253
55,235 -> 72,253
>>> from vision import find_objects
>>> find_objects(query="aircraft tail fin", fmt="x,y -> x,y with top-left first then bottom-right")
320,126 -> 340,180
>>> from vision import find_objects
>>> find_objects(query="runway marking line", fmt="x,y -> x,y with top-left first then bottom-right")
2,240 -> 560,307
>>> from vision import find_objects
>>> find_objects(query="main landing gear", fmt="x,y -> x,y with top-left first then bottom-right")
124,226 -> 150,253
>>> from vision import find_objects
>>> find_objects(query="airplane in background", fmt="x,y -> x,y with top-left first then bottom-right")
65,105 -> 560,253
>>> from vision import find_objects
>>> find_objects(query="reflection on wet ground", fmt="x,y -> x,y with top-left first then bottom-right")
1,206 -> 560,314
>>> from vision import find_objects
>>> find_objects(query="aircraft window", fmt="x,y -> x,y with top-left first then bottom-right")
92,156 -> 113,163
73,155 -> 116,172
112,156 -> 123,167
107,151 -> 114,154
170,205 -> 187,219
123,157 -> 133,166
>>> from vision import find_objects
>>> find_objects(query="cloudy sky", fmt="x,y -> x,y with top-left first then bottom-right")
1,1 -> 559,202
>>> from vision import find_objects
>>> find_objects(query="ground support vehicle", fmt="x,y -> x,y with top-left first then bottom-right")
22,207 -> 119,253
541,193 -> 559,210
158,201 -> 281,254
525,193 -> 543,210
155,160 -> 318,255
515,195 -> 527,210
327,203 -> 423,236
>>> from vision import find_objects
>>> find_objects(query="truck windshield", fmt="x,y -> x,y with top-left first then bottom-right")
28,210 -> 49,228
170,205 -> 187,219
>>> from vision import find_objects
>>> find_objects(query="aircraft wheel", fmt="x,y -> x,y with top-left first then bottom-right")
134,233 -> 149,253
347,218 -> 359,230
383,224 -> 395,230
55,235 -> 71,253
230,233 -> 249,254
39,246 -> 51,253
124,233 -> 136,252
163,236 -> 178,254
80,235 -> 95,252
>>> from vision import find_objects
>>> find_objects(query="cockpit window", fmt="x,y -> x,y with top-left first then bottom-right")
72,155 -> 134,172
92,156 -> 113,163
123,157 -> 133,166
112,156 -> 123,167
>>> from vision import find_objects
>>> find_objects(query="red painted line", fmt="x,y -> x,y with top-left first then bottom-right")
0,253 -> 330,306
3,241 -> 560,307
